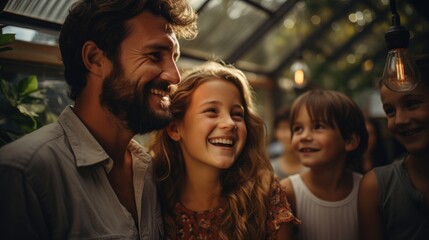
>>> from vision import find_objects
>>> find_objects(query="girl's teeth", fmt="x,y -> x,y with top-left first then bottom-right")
210,138 -> 233,145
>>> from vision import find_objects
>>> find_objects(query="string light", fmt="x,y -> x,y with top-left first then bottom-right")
381,0 -> 420,92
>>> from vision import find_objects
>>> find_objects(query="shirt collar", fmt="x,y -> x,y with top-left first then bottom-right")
58,106 -> 110,167
128,139 -> 152,165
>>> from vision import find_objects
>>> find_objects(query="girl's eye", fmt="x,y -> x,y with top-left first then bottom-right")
232,111 -> 244,120
314,123 -> 325,129
405,99 -> 422,109
204,108 -> 218,117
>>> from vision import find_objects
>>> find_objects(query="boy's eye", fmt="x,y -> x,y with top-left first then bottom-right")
314,122 -> 325,129
292,126 -> 302,133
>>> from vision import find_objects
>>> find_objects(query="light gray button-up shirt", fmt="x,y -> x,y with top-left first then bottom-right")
0,106 -> 163,239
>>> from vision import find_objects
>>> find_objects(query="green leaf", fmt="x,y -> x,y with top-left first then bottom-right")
0,33 -> 15,47
20,94 -> 45,104
17,76 -> 38,96
0,79 -> 18,106
11,112 -> 38,131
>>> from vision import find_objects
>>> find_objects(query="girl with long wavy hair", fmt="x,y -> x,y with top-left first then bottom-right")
149,61 -> 299,239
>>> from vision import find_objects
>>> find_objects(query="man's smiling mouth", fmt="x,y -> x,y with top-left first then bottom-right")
151,89 -> 168,96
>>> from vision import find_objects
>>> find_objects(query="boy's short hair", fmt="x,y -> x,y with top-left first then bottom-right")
290,89 -> 368,165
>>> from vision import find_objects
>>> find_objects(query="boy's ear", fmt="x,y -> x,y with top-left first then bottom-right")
166,121 -> 181,141
82,41 -> 108,77
345,133 -> 360,152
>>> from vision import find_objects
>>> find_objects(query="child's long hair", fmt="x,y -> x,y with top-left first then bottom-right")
149,61 -> 274,239
289,89 -> 368,168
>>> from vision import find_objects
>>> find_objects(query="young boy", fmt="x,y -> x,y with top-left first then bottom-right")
281,89 -> 368,240
358,55 -> 429,240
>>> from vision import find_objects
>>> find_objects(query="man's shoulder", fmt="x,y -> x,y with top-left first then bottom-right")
0,121 -> 65,169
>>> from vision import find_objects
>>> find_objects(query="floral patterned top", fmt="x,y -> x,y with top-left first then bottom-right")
167,179 -> 300,239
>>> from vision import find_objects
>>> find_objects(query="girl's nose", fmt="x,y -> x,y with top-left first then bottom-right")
220,115 -> 237,130
394,109 -> 411,126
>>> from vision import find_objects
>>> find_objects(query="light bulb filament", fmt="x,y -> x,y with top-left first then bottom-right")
294,69 -> 304,85
396,57 -> 405,84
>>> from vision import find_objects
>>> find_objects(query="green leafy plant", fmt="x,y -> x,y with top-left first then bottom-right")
0,32 -> 49,147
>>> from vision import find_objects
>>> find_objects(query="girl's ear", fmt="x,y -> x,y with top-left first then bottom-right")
166,121 -> 181,141
345,133 -> 360,152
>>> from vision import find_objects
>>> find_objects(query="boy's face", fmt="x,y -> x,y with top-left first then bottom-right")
380,83 -> 429,154
290,107 -> 357,168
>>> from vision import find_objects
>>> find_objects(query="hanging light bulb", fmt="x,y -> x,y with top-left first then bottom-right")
291,55 -> 310,89
381,0 -> 420,92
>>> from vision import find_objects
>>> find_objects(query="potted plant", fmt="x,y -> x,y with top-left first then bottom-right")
0,32 -> 50,147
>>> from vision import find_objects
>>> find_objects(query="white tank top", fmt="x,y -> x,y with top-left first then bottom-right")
289,172 -> 362,240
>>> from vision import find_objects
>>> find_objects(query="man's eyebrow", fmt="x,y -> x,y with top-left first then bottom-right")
146,43 -> 180,60
146,43 -> 173,51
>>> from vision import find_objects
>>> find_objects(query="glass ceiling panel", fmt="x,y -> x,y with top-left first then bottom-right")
324,30 -> 387,89
238,0 -> 348,72
189,0 -> 208,11
250,0 -> 287,12
313,3 -> 376,57
273,0 -> 428,95
1,0 -> 428,97
179,0 -> 268,60
292,0 -> 429,95
4,0 -> 77,23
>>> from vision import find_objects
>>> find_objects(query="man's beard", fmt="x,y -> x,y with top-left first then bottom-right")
100,64 -> 172,134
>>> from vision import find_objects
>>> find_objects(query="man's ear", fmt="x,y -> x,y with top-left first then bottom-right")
345,133 -> 360,152
166,121 -> 181,141
82,41 -> 108,77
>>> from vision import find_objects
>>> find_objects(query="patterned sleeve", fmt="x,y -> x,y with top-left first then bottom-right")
267,179 -> 301,235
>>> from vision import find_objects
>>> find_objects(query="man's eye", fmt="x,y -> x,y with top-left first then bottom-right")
149,52 -> 162,62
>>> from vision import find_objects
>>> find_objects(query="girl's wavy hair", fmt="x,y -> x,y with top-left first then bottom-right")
150,61 -> 274,239
59,0 -> 198,100
289,89 -> 368,168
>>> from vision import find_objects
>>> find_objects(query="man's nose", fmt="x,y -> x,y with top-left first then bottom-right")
160,59 -> 181,84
